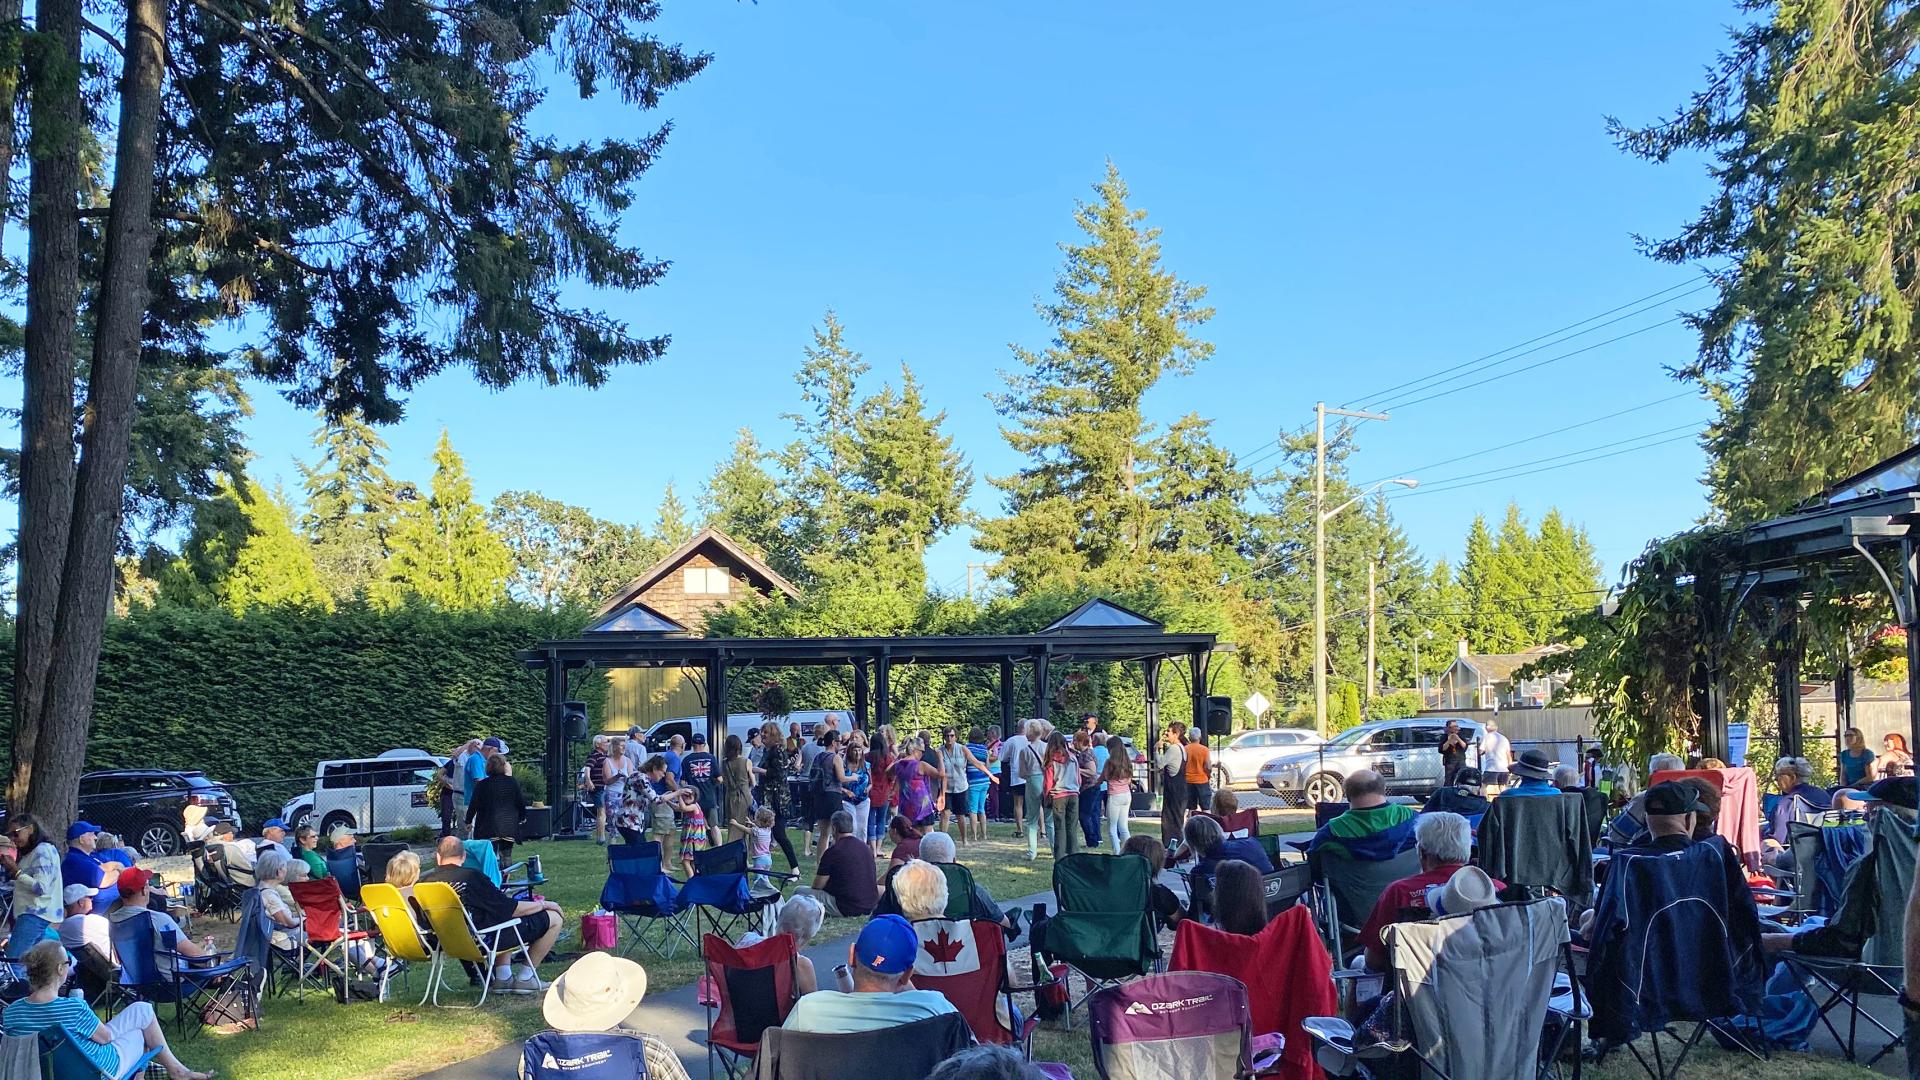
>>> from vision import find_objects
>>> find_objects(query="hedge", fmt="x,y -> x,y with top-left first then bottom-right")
0,603 -> 607,796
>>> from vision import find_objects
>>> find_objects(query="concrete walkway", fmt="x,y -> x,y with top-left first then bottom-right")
421,887 -> 1062,1080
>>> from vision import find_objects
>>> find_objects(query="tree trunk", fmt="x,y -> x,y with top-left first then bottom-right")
21,0 -> 167,830
7,0 -> 83,811
0,0 -> 29,249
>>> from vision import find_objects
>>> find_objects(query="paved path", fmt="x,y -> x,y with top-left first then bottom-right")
421,887 -> 1063,1080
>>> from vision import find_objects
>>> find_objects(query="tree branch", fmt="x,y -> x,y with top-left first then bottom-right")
80,15 -> 124,56
76,206 -> 325,273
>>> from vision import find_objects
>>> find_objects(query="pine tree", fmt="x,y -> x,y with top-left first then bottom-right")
160,479 -> 332,613
700,430 -> 804,583
375,432 -> 512,610
779,311 -> 868,583
1532,509 -> 1603,642
978,163 -> 1215,591
841,364 -> 972,599
653,482 -> 694,549
1616,0 -> 1920,519
1145,414 -> 1253,588
299,412 -> 413,601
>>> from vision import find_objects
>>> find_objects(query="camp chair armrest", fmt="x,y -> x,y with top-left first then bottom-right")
475,919 -> 525,936
756,870 -> 801,882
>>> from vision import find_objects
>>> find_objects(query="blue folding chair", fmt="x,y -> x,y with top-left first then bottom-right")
522,1030 -> 654,1078
109,909 -> 255,1038
599,841 -> 694,959
39,1025 -> 160,1080
681,840 -> 792,942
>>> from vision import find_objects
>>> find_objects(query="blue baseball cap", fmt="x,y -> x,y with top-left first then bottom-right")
66,821 -> 103,841
483,737 -> 509,753
854,914 -> 919,976
262,818 -> 289,832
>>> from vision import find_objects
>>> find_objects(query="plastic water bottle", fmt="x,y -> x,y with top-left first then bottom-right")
68,988 -> 84,1001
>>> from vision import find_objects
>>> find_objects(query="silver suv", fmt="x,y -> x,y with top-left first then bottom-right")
1256,717 -> 1482,806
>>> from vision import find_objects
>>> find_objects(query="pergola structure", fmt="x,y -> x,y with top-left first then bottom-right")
1689,444 -> 1920,764
517,598 -> 1222,813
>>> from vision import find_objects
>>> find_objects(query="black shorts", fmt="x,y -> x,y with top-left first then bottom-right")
501,909 -> 552,945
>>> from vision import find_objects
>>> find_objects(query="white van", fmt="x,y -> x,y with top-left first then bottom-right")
634,710 -> 841,753
281,748 -> 446,836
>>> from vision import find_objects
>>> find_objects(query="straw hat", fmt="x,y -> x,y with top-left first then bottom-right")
543,952 -> 649,1032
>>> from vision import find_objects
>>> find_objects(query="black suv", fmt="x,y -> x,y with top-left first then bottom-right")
76,770 -> 241,857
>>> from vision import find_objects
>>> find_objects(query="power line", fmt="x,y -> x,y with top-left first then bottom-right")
1355,391 -> 1696,487
1340,277 -> 1708,411
1376,317 -> 1685,413
1405,423 -> 1701,489
1393,432 -> 1698,498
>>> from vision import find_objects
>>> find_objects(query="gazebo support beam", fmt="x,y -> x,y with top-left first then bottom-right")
1775,613 -> 1803,759
999,660 -> 1015,743
853,660 -> 869,731
544,656 -> 566,823
706,655 -> 729,756
1143,658 -> 1161,796
1032,651 -> 1051,722
1904,540 -> 1919,763
875,652 -> 892,731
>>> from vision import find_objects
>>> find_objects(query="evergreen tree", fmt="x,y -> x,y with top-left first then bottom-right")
489,492 -> 659,609
1452,505 -> 1602,652
160,479 -> 332,613
1617,0 -> 1920,520
840,365 -> 972,599
977,163 -> 1215,591
299,412 -> 413,602
653,482 -> 694,549
779,311 -> 868,583
375,433 -> 512,610
1532,508 -> 1604,640
700,430 -> 804,583
1145,414 -> 1253,588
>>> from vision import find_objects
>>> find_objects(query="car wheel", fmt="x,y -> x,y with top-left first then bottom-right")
289,805 -> 313,832
1304,773 -> 1343,806
137,820 -> 182,858
319,811 -> 356,838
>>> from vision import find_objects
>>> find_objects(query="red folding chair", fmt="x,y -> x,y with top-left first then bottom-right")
290,878 -> 374,999
910,916 -> 1053,1058
701,932 -> 798,1080
1202,808 -> 1261,840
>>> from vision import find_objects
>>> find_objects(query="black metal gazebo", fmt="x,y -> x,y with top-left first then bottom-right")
1688,444 -> 1920,764
517,598 -> 1222,813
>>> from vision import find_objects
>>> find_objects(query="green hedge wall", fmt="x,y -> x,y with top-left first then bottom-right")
0,604 -> 606,792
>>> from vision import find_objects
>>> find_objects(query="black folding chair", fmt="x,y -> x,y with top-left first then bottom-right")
1782,953 -> 1905,1066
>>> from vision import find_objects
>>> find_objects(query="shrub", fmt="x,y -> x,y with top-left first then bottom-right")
1368,689 -> 1423,721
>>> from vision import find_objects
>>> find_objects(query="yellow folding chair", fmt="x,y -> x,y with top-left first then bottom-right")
412,880 -> 530,1008
360,883 -> 436,1005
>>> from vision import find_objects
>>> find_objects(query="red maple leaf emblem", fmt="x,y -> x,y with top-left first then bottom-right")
923,927 -> 966,965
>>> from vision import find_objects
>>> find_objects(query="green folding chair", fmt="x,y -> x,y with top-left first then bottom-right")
1042,852 -> 1159,1027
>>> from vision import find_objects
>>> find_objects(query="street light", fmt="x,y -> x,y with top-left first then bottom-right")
1314,467 -> 1417,739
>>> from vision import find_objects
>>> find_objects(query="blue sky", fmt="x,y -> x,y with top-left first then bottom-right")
225,2 -> 1741,593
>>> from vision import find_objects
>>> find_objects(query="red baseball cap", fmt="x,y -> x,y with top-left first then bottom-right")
117,867 -> 153,895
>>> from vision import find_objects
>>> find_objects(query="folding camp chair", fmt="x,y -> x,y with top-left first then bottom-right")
361,843 -> 407,898
911,916 -> 1054,1057
683,840 -> 788,942
1308,898 -> 1575,1080
290,877 -> 375,998
412,880 -> 531,1008
752,1011 -> 973,1079
600,841 -> 694,959
193,844 -> 245,922
38,1025 -> 160,1080
1309,846 -> 1421,963
1041,852 -> 1160,1027
1262,861 -> 1312,921
1088,971 -> 1279,1080
702,931 -> 799,1080
359,883 -> 436,1005
522,1031 -> 657,1080
70,940 -> 125,1011
109,908 -> 256,1038
1781,954 -> 1905,1065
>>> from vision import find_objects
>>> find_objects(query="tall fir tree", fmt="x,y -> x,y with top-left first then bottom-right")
1616,0 -> 1920,520
653,482 -> 694,549
298,412 -> 414,602
978,163 -> 1215,591
159,479 -> 333,613
700,430 -> 804,583
375,432 -> 512,610
779,311 -> 868,584
840,365 -> 971,600
1144,414 -> 1253,589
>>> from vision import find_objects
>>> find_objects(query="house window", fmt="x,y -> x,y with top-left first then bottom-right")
683,567 -> 731,595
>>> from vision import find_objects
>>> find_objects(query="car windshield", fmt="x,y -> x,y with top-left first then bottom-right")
182,774 -> 221,790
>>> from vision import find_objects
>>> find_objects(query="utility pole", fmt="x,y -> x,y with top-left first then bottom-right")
964,562 -> 992,601
1366,560 -> 1377,702
1314,402 -> 1398,739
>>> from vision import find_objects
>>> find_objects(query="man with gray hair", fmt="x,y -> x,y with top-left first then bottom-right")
1356,812 -> 1504,971
890,859 -> 951,921
1765,755 -> 1831,867
875,830 -> 1018,933
1605,752 -> 1691,848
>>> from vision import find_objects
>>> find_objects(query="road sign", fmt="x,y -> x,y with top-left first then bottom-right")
1244,692 -> 1271,718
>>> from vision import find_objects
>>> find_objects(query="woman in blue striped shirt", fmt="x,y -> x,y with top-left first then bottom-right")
1,939 -> 213,1079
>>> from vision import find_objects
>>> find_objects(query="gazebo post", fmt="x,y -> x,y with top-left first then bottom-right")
853,659 -> 870,731
1774,613 -> 1803,759
1188,650 -> 1207,737
998,660 -> 1015,741
1032,651 -> 1051,722
1143,659 -> 1161,796
1836,660 -> 1856,765
1904,540 -> 1919,762
706,653 -> 729,754
544,654 -> 566,823
875,651 -> 892,731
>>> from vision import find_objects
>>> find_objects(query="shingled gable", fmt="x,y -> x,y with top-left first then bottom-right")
591,526 -> 801,620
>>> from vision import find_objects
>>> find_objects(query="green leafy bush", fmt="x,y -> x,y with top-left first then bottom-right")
1368,689 -> 1423,721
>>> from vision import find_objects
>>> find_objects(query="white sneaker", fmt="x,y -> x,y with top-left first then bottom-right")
508,973 -> 547,994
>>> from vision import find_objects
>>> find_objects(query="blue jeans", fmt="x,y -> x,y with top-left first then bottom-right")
5,913 -> 56,958
1078,784 -> 1104,846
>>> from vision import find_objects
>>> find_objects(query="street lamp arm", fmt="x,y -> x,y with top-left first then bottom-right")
1318,477 -> 1419,522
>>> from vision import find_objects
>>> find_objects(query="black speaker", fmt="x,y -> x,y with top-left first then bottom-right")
562,700 -> 589,741
1204,695 -> 1233,737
